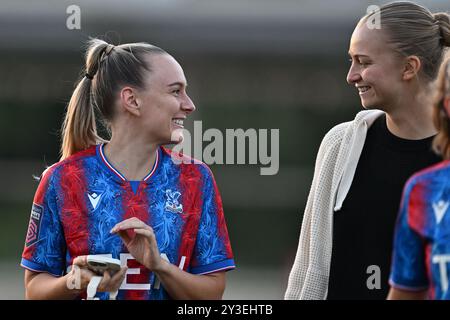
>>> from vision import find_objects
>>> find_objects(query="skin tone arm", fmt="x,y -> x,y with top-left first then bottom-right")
24,257 -> 127,300
110,217 -> 227,300
25,271 -> 81,300
387,287 -> 428,300
153,260 -> 226,300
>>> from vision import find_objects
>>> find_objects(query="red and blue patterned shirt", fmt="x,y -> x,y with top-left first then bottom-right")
390,160 -> 450,299
21,144 -> 235,300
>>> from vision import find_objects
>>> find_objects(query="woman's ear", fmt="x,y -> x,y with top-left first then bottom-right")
402,56 -> 421,81
120,87 -> 141,116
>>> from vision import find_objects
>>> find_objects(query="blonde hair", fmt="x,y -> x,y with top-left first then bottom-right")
60,38 -> 166,160
362,1 -> 450,81
432,56 -> 450,159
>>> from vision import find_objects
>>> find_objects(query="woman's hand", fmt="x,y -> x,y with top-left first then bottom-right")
110,217 -> 165,272
109,217 -> 227,300
68,255 -> 128,293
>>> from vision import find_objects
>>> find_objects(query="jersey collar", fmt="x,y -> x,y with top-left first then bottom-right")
96,143 -> 160,184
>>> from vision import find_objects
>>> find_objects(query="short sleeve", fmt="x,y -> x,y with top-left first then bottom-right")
389,181 -> 429,291
21,167 -> 66,277
190,166 -> 236,275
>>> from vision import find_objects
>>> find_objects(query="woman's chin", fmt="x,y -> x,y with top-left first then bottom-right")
361,99 -> 377,110
170,129 -> 184,144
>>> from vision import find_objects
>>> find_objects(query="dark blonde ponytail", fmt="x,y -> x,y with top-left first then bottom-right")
60,40 -> 112,160
60,38 -> 166,160
434,13 -> 450,46
433,57 -> 450,159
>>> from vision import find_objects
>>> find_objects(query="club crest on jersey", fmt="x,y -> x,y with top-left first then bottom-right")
26,203 -> 43,247
164,189 -> 183,214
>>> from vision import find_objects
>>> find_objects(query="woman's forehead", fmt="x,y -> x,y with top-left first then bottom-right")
146,54 -> 186,85
349,25 -> 388,57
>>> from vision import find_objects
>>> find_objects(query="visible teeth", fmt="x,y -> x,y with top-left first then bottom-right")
358,86 -> 370,93
173,119 -> 184,126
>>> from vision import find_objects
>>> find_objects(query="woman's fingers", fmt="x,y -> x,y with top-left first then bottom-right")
117,230 -> 132,245
134,228 -> 157,247
133,228 -> 154,239
72,255 -> 88,268
97,270 -> 112,292
97,267 -> 128,293
111,218 -> 155,248
111,217 -> 152,234
71,255 -> 129,293
109,267 -> 128,290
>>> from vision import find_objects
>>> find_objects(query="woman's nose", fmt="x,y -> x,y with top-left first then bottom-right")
347,65 -> 361,84
181,95 -> 196,113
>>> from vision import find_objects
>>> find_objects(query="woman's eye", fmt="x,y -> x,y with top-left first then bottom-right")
173,89 -> 180,95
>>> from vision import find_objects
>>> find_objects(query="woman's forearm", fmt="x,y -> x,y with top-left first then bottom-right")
153,260 -> 225,300
25,271 -> 81,300
387,287 -> 428,300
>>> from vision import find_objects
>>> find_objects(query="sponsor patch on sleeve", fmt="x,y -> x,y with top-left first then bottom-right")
25,203 -> 44,247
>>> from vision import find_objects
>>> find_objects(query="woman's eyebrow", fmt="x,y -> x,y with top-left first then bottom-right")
167,81 -> 187,88
348,52 -> 370,59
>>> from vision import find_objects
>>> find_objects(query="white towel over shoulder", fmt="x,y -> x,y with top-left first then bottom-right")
285,109 -> 384,300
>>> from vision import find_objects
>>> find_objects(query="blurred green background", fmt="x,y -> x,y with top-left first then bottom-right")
1,0 -> 448,299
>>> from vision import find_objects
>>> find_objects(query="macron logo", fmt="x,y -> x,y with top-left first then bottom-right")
433,200 -> 449,225
88,192 -> 103,210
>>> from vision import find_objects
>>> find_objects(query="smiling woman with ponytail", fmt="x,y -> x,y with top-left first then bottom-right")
60,39 -> 163,160
20,38 -> 235,300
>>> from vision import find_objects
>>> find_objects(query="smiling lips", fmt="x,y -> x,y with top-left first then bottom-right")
357,85 -> 371,95
172,118 -> 184,128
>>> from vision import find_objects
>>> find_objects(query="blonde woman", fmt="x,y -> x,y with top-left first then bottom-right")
21,39 -> 235,300
286,1 -> 450,300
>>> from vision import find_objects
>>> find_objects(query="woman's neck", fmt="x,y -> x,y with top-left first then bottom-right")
385,87 -> 437,140
104,134 -> 159,181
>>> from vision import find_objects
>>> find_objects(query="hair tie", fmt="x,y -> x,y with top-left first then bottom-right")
105,44 -> 115,56
85,73 -> 94,80
99,44 -> 115,63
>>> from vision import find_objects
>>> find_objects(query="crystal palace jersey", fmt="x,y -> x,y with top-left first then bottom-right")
389,160 -> 450,299
21,144 -> 235,300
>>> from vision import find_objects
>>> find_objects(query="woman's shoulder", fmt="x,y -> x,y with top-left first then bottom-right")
38,146 -> 97,181
405,160 -> 450,190
321,109 -> 384,147
321,121 -> 350,145
161,147 -> 213,176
